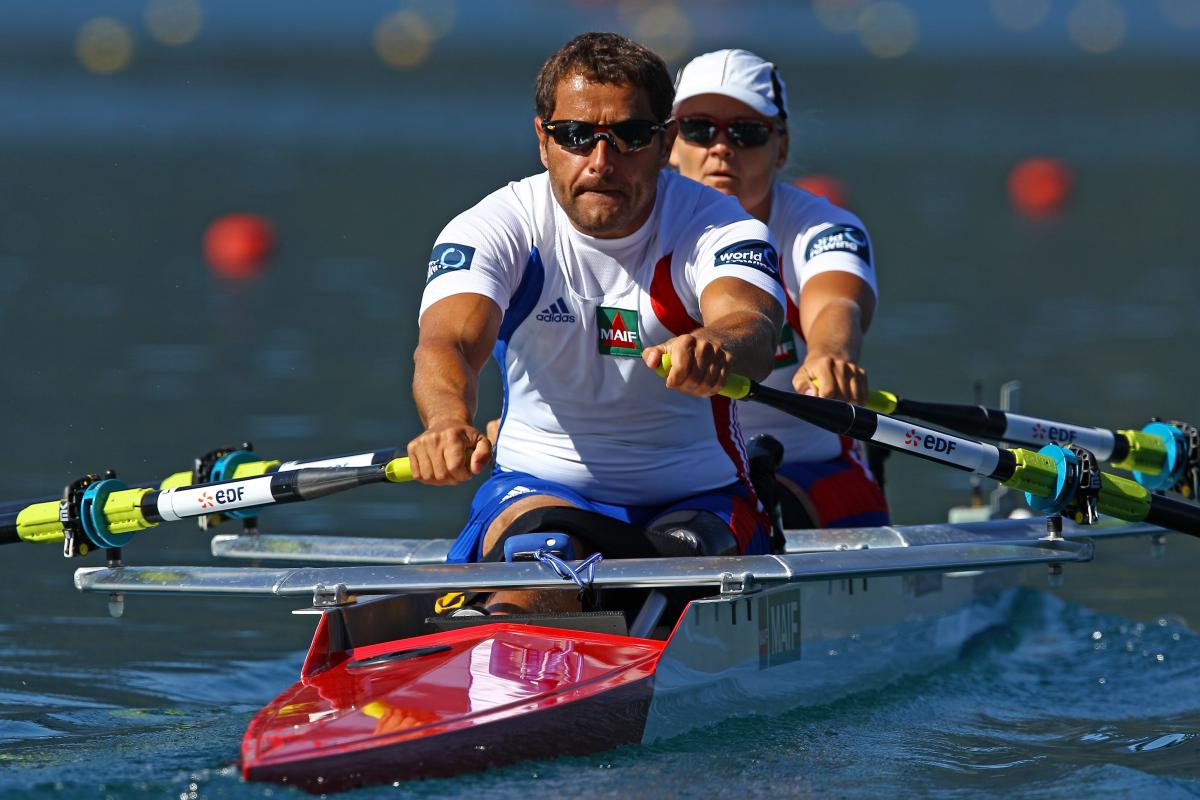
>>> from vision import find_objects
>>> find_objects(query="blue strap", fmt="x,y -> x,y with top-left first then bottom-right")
534,549 -> 603,593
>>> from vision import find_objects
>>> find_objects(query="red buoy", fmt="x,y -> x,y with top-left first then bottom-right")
203,214 -> 274,278
1007,158 -> 1072,220
792,174 -> 850,209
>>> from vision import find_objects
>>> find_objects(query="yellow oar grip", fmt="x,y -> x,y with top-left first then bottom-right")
866,390 -> 898,414
655,354 -> 751,400
1110,429 -> 1167,475
385,457 -> 413,483
159,470 -> 194,490
232,459 -> 281,479
795,375 -> 894,412
15,501 -> 65,544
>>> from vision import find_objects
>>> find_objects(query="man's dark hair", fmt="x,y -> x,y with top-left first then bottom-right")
535,32 -> 674,123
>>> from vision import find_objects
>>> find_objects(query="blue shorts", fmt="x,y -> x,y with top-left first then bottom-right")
446,469 -> 771,563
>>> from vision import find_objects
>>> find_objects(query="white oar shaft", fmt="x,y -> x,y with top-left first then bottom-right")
155,476 -> 277,522
872,415 -> 1001,474
1001,413 -> 1117,459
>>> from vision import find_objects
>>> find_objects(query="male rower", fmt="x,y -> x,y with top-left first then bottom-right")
670,49 -> 889,528
408,33 -> 784,614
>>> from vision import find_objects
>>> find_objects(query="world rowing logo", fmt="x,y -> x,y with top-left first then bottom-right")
426,243 -> 476,284
904,428 -> 921,447
198,491 -> 215,509
806,224 -> 872,264
1031,423 -> 1046,440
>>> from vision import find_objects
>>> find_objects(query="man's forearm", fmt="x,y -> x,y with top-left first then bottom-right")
804,298 -> 863,362
413,341 -> 480,429
699,309 -> 780,381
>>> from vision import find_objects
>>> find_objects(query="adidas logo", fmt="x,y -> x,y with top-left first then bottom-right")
536,297 -> 576,323
501,485 -> 534,503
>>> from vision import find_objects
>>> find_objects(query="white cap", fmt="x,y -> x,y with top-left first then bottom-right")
673,49 -> 788,120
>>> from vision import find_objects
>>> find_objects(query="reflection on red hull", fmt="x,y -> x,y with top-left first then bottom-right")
242,623 -> 663,793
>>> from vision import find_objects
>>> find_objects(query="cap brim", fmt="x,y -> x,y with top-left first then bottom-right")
672,85 -> 780,118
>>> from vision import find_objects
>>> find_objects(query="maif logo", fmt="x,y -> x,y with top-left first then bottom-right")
773,323 -> 799,368
596,307 -> 641,357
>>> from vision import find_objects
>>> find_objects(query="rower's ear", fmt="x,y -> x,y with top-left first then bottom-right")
535,116 -> 551,169
659,120 -> 677,169
775,125 -> 789,170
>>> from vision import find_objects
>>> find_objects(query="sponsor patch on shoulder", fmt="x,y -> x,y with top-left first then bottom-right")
806,225 -> 871,264
714,239 -> 779,279
427,243 -> 476,283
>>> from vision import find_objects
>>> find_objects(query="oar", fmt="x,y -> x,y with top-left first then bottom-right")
654,356 -> 1200,537
0,446 -> 404,509
0,456 -> 413,555
0,445 -> 404,537
862,388 -> 1195,496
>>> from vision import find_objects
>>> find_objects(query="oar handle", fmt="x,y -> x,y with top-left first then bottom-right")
648,359 -> 1200,537
385,457 -> 413,483
654,353 -> 751,399
865,389 -> 898,414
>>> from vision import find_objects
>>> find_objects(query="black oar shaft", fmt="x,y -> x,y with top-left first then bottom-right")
892,398 -> 1008,440
1144,494 -> 1200,537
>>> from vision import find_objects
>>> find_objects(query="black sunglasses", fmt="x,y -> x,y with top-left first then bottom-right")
540,119 -> 668,155
678,116 -> 776,149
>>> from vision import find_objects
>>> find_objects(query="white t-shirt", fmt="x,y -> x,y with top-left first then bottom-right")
735,181 -> 879,463
419,170 -> 785,505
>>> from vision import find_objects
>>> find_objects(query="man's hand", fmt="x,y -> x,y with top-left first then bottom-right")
406,420 -> 492,486
792,353 -> 868,404
642,332 -> 732,397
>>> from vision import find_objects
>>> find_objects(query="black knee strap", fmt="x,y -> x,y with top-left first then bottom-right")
648,510 -> 737,557
481,507 -> 663,562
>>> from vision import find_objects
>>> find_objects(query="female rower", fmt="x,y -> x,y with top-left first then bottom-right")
670,49 -> 889,528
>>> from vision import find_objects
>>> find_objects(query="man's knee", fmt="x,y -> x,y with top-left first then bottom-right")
481,495 -> 579,555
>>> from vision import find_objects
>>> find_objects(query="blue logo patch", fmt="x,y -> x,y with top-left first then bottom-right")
714,239 -> 779,279
426,243 -> 476,283
806,225 -> 871,264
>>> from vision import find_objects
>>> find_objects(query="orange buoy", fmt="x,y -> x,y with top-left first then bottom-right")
792,174 -> 850,209
203,213 -> 274,278
1007,158 -> 1072,220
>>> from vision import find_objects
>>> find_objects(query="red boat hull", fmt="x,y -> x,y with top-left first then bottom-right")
241,623 -> 663,793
